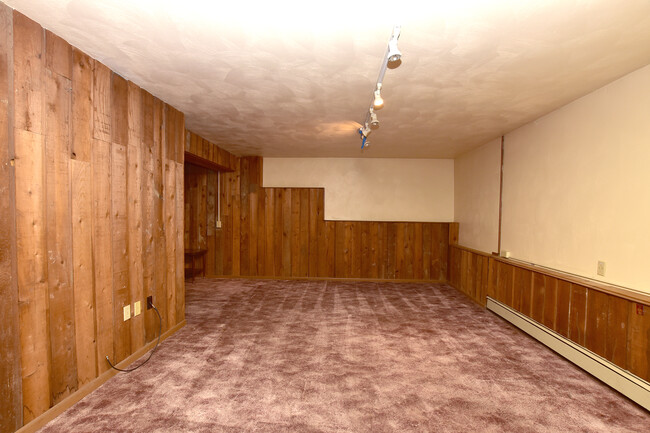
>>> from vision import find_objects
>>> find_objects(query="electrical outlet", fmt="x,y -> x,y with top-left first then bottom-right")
123,305 -> 131,321
147,296 -> 153,310
134,301 -> 141,316
597,261 -> 606,276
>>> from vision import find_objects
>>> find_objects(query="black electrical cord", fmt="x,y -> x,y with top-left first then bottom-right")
106,303 -> 162,372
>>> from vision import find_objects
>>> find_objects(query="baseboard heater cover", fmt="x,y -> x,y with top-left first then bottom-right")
486,297 -> 650,411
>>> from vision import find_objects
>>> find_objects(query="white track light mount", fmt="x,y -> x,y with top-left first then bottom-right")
359,25 -> 402,150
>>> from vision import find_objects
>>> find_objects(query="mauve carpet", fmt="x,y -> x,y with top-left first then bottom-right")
38,279 -> 647,432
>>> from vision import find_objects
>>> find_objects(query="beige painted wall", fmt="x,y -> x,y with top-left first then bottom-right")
263,158 -> 454,222
454,138 -> 501,253
501,64 -> 650,293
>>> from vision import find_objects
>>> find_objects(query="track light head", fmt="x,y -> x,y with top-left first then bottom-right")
359,123 -> 372,138
387,38 -> 401,64
369,109 -> 379,129
373,84 -> 384,110
387,25 -> 402,68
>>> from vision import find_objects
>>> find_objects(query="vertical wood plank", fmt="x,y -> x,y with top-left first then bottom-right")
175,160 -> 185,323
335,222 -> 346,278
239,158 -> 250,276
413,223 -> 423,280
369,222 -> 379,279
495,261 -> 513,307
221,171 -> 233,276
44,37 -> 78,404
627,301 -> 650,381
205,170 -> 217,275
13,11 -> 43,134
164,141 -> 177,328
487,257 -> 497,299
127,82 -> 144,352
606,296 -> 628,368
231,158 -> 241,276
531,272 -> 545,323
141,91 -> 156,341
430,224 -> 442,281
290,189 -> 300,277
568,284 -> 587,346
299,189 -> 310,277
0,6 -> 22,429
515,268 -> 532,317
111,142 -> 130,362
395,223 -> 405,279
585,289 -> 608,358
422,224 -> 432,280
479,255 -> 489,306
256,180 -> 266,275
70,160 -> 96,386
308,189 -> 319,277
281,189 -> 291,277
542,275 -> 557,330
555,280 -> 571,338
273,189 -> 283,276
15,130 -> 51,423
111,74 -> 127,145
152,98 -> 167,328
45,30 -> 71,79
264,188 -> 275,276
360,222 -> 370,279
315,189 -> 327,277
91,139 -> 113,374
324,219 -> 336,277
248,182 -> 258,276
440,224 -> 450,279
386,223 -> 396,279
92,62 -> 110,142
71,49 -> 92,162
377,223 -> 387,279
404,223 -> 415,279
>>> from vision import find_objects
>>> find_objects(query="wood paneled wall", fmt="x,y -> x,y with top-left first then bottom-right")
1,9 -> 185,432
448,244 -> 650,383
188,155 -> 452,280
185,130 -> 237,171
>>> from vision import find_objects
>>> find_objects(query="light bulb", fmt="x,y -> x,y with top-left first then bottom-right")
373,88 -> 384,110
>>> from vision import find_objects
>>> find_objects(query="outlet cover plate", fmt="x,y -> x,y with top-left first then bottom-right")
123,305 -> 131,321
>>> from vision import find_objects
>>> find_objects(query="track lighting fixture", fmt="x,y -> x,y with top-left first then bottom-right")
358,25 -> 402,150
373,85 -> 384,110
358,123 -> 372,148
369,108 -> 379,129
387,26 -> 402,67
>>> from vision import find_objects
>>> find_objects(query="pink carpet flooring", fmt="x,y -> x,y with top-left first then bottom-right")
38,279 -> 648,432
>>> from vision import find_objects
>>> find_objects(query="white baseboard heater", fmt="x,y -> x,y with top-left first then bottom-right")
486,297 -> 650,411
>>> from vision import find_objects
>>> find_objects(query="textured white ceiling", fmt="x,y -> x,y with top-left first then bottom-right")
6,0 -> 650,158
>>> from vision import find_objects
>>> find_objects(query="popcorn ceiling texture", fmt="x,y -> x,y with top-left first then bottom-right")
6,0 -> 650,157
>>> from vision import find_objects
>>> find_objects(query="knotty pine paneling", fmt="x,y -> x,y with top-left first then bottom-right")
1,11 -> 186,430
448,244 -> 650,383
196,155 -> 451,281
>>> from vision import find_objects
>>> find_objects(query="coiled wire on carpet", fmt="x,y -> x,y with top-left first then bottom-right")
105,303 -> 163,372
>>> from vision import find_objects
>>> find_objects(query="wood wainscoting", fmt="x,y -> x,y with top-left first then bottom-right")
214,156 -> 453,281
182,151 -> 456,282
448,244 -> 650,383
